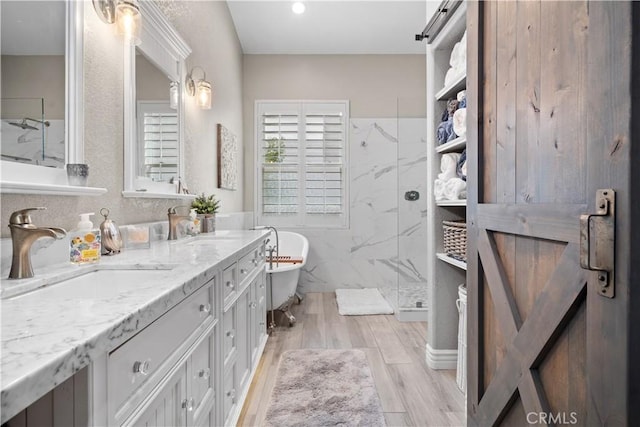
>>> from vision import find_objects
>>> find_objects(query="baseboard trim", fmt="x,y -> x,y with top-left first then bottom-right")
426,343 -> 458,370
395,309 -> 429,322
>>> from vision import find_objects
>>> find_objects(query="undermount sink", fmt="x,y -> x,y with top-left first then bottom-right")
1,263 -> 179,300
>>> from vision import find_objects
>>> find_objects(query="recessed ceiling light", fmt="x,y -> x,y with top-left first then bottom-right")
292,2 -> 305,14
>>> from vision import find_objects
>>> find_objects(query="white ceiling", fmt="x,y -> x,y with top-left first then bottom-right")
227,1 -> 428,54
1,1 -> 65,56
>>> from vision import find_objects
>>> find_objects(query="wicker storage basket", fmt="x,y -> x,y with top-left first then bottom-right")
443,220 -> 467,261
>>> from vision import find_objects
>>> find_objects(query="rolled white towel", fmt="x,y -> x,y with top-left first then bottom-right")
444,67 -> 457,87
453,108 -> 467,138
457,90 -> 467,103
434,178 -> 447,201
444,177 -> 467,200
450,42 -> 462,68
438,153 -> 460,181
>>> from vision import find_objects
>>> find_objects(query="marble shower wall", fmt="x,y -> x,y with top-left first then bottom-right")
293,118 -> 428,311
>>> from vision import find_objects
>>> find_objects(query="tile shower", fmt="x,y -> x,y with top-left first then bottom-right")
294,114 -> 429,316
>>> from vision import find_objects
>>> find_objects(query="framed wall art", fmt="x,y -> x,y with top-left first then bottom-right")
217,123 -> 238,190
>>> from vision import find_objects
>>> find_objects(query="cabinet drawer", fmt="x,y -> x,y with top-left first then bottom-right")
222,263 -> 237,302
108,282 -> 214,419
222,305 -> 237,365
223,364 -> 237,424
238,248 -> 260,284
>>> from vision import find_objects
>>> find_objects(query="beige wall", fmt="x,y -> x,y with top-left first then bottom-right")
242,54 -> 426,209
1,55 -> 65,119
135,53 -> 170,101
0,1 -> 244,237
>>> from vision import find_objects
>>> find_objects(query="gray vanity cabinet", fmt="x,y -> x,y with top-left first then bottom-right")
2,236 -> 268,427
221,241 -> 268,426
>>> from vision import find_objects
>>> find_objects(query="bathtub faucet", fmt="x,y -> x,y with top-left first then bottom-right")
252,225 -> 279,269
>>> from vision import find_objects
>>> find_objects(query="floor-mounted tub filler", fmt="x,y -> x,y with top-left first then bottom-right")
264,231 -> 309,327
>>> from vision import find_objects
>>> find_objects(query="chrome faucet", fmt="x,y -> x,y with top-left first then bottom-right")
8,207 -> 66,279
252,225 -> 279,269
167,205 -> 191,240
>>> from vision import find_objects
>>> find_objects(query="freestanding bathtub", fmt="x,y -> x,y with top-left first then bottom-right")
265,231 -> 309,325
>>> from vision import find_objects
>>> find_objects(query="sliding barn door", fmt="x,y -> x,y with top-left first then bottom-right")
466,1 -> 637,425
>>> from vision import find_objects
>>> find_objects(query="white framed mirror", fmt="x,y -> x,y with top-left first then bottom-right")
0,0 -> 103,195
122,1 -> 193,199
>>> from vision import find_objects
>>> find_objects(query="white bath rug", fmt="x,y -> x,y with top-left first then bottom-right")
335,288 -> 394,315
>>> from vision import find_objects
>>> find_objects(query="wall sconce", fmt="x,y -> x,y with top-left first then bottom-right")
169,81 -> 179,110
93,0 -> 141,45
186,66 -> 212,110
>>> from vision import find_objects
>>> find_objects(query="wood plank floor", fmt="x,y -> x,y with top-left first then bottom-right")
238,292 -> 465,426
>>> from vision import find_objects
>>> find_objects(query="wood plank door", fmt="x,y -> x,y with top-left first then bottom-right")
466,1 -> 638,425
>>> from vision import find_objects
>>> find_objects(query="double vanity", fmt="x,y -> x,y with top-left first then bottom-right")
1,230 -> 270,426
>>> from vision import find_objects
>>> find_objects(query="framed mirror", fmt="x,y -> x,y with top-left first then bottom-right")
123,1 -> 192,198
0,0 -> 93,195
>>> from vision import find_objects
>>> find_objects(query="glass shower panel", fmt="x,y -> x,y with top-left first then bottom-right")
1,97 -> 63,167
396,97 -> 429,313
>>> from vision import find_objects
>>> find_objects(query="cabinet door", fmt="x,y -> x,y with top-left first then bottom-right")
235,286 -> 250,391
188,328 -> 215,425
124,362 -> 187,427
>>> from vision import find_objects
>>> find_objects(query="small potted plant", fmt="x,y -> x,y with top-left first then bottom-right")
191,193 -> 220,233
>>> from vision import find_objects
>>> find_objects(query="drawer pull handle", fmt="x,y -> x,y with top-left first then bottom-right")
198,368 -> 211,380
259,321 -> 265,326
199,303 -> 211,314
226,330 -> 235,339
133,359 -> 151,376
252,259 -> 258,265
226,281 -> 234,289
182,397 -> 195,411
240,268 -> 247,274
259,284 -> 265,289
250,302 -> 257,309
227,388 -> 236,399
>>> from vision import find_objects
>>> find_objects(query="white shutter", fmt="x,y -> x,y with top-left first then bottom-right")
303,107 -> 346,219
137,102 -> 178,183
258,104 -> 300,220
256,101 -> 349,228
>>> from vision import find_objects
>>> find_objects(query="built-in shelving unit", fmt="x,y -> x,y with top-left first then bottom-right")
436,252 -> 467,271
435,73 -> 466,101
436,199 -> 467,207
436,135 -> 467,154
425,0 -> 468,370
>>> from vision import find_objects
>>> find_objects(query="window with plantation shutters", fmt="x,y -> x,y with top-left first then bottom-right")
256,101 -> 349,228
137,102 -> 178,183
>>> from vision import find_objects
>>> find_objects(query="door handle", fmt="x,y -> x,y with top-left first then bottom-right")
580,189 -> 615,298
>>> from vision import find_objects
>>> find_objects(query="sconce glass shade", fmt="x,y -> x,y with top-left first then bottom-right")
169,82 -> 179,110
116,0 -> 141,45
186,66 -> 212,110
196,81 -> 212,110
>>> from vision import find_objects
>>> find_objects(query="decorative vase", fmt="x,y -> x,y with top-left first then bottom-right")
198,214 -> 216,233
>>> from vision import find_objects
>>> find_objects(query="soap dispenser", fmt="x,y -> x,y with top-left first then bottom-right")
70,213 -> 101,264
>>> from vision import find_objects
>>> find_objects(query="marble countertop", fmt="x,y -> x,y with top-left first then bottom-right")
0,230 -> 268,423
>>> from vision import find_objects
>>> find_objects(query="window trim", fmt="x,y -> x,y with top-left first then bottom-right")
254,100 -> 350,229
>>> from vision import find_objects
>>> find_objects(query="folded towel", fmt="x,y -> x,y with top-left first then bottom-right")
457,149 -> 467,181
439,153 -> 461,181
453,108 -> 467,139
437,117 -> 455,145
457,90 -> 467,103
444,178 -> 467,200
434,178 -> 447,201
